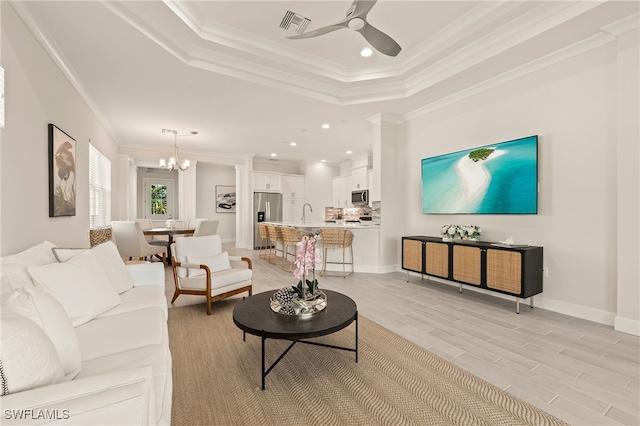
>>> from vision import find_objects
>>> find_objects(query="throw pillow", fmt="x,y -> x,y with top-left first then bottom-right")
2,287 -> 81,380
90,241 -> 134,294
186,252 -> 232,278
51,247 -> 86,263
0,241 -> 57,290
0,311 -> 64,396
27,250 -> 121,327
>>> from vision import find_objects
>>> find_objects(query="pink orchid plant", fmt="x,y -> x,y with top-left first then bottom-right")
292,234 -> 322,297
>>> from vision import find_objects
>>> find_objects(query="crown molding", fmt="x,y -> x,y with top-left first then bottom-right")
9,1 -> 119,143
601,13 -> 640,37
403,31 -> 616,122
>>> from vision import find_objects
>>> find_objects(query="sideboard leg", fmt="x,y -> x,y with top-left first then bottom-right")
459,283 -> 462,294
516,298 -> 520,314
406,271 -> 409,282
530,296 -> 534,309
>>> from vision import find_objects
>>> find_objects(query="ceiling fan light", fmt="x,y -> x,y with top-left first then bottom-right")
348,17 -> 365,30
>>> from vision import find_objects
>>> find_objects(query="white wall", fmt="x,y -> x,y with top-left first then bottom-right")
399,39 -> 637,327
196,163 -> 236,242
1,4 -> 121,254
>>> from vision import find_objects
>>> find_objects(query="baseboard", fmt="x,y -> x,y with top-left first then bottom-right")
615,316 -> 640,336
404,271 -> 621,329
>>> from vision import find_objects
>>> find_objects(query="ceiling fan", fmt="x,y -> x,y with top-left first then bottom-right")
287,0 -> 401,57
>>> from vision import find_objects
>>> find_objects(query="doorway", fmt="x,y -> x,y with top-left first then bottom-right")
142,177 -> 176,220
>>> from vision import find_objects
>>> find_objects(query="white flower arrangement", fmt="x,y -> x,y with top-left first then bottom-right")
441,224 -> 482,241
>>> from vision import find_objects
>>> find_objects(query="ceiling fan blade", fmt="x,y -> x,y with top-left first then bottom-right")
357,23 -> 402,57
351,0 -> 377,18
287,20 -> 349,39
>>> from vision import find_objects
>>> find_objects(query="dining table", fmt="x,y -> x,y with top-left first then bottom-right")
143,228 -> 195,264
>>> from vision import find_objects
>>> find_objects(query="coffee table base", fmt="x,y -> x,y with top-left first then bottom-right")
242,312 -> 359,391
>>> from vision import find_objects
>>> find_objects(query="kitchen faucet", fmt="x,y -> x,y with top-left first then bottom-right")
302,203 -> 313,224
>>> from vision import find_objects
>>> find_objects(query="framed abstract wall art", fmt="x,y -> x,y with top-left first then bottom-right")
216,185 -> 236,213
48,124 -> 76,217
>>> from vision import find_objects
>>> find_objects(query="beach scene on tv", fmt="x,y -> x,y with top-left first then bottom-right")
421,136 -> 538,214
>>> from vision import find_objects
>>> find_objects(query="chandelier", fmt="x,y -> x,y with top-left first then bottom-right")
159,129 -> 197,171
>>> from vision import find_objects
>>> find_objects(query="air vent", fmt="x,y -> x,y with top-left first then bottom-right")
280,10 -> 310,34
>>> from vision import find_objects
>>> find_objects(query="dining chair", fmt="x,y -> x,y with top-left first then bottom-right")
111,221 -> 166,265
171,235 -> 252,315
193,220 -> 219,237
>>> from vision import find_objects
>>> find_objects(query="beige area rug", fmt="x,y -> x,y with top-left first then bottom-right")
169,300 -> 568,426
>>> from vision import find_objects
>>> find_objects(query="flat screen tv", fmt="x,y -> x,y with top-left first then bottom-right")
421,135 -> 538,214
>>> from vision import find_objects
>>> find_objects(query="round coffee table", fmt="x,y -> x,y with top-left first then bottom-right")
233,289 -> 358,390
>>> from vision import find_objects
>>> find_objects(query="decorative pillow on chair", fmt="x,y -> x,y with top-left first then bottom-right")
2,287 -> 81,380
186,252 -> 232,278
0,311 -> 64,396
27,250 -> 121,327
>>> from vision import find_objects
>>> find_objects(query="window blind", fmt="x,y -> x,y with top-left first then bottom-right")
89,144 -> 111,228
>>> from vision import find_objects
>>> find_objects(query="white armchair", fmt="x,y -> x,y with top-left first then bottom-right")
171,235 -> 252,315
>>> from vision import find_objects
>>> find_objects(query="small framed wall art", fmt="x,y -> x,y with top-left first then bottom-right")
216,185 -> 236,213
48,124 -> 76,217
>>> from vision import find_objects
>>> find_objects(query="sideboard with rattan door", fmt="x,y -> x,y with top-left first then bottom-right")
401,236 -> 543,313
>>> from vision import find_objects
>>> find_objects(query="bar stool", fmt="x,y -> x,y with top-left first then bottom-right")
267,224 -> 284,265
257,223 -> 270,259
319,228 -> 354,277
281,226 -> 303,272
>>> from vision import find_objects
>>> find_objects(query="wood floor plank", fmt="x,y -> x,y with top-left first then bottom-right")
163,245 -> 640,426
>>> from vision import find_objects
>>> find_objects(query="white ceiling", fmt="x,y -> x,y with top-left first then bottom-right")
11,1 -> 639,165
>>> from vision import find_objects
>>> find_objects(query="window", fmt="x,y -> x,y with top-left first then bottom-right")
89,144 -> 111,228
142,177 -> 174,220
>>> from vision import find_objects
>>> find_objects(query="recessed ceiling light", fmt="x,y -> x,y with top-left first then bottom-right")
346,150 -> 352,154
290,142 -> 297,146
321,159 -> 326,163
361,48 -> 373,57
270,153 -> 277,157
321,123 -> 330,129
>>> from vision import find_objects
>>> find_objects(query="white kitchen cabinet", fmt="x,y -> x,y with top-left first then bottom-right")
332,176 -> 352,207
281,175 -> 306,199
283,198 -> 306,222
351,167 -> 368,191
253,172 -> 281,192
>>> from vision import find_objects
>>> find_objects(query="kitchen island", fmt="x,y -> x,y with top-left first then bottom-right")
265,221 -> 382,274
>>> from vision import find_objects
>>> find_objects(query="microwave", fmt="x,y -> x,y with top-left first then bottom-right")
351,189 -> 369,205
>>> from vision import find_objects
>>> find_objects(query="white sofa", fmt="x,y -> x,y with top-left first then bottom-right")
0,241 -> 172,425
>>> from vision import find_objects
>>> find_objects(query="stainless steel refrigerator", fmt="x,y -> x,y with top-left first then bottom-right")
253,192 -> 283,249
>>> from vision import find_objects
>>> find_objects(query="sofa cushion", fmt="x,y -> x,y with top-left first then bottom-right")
97,285 -> 168,319
28,250 -> 121,327
1,241 -> 57,290
77,344 -> 172,424
186,252 -> 231,278
75,307 -> 167,362
0,311 -> 64,395
91,241 -> 134,294
178,268 -> 252,291
2,287 -> 81,380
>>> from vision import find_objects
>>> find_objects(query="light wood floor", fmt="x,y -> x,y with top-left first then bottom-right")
164,244 -> 640,426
